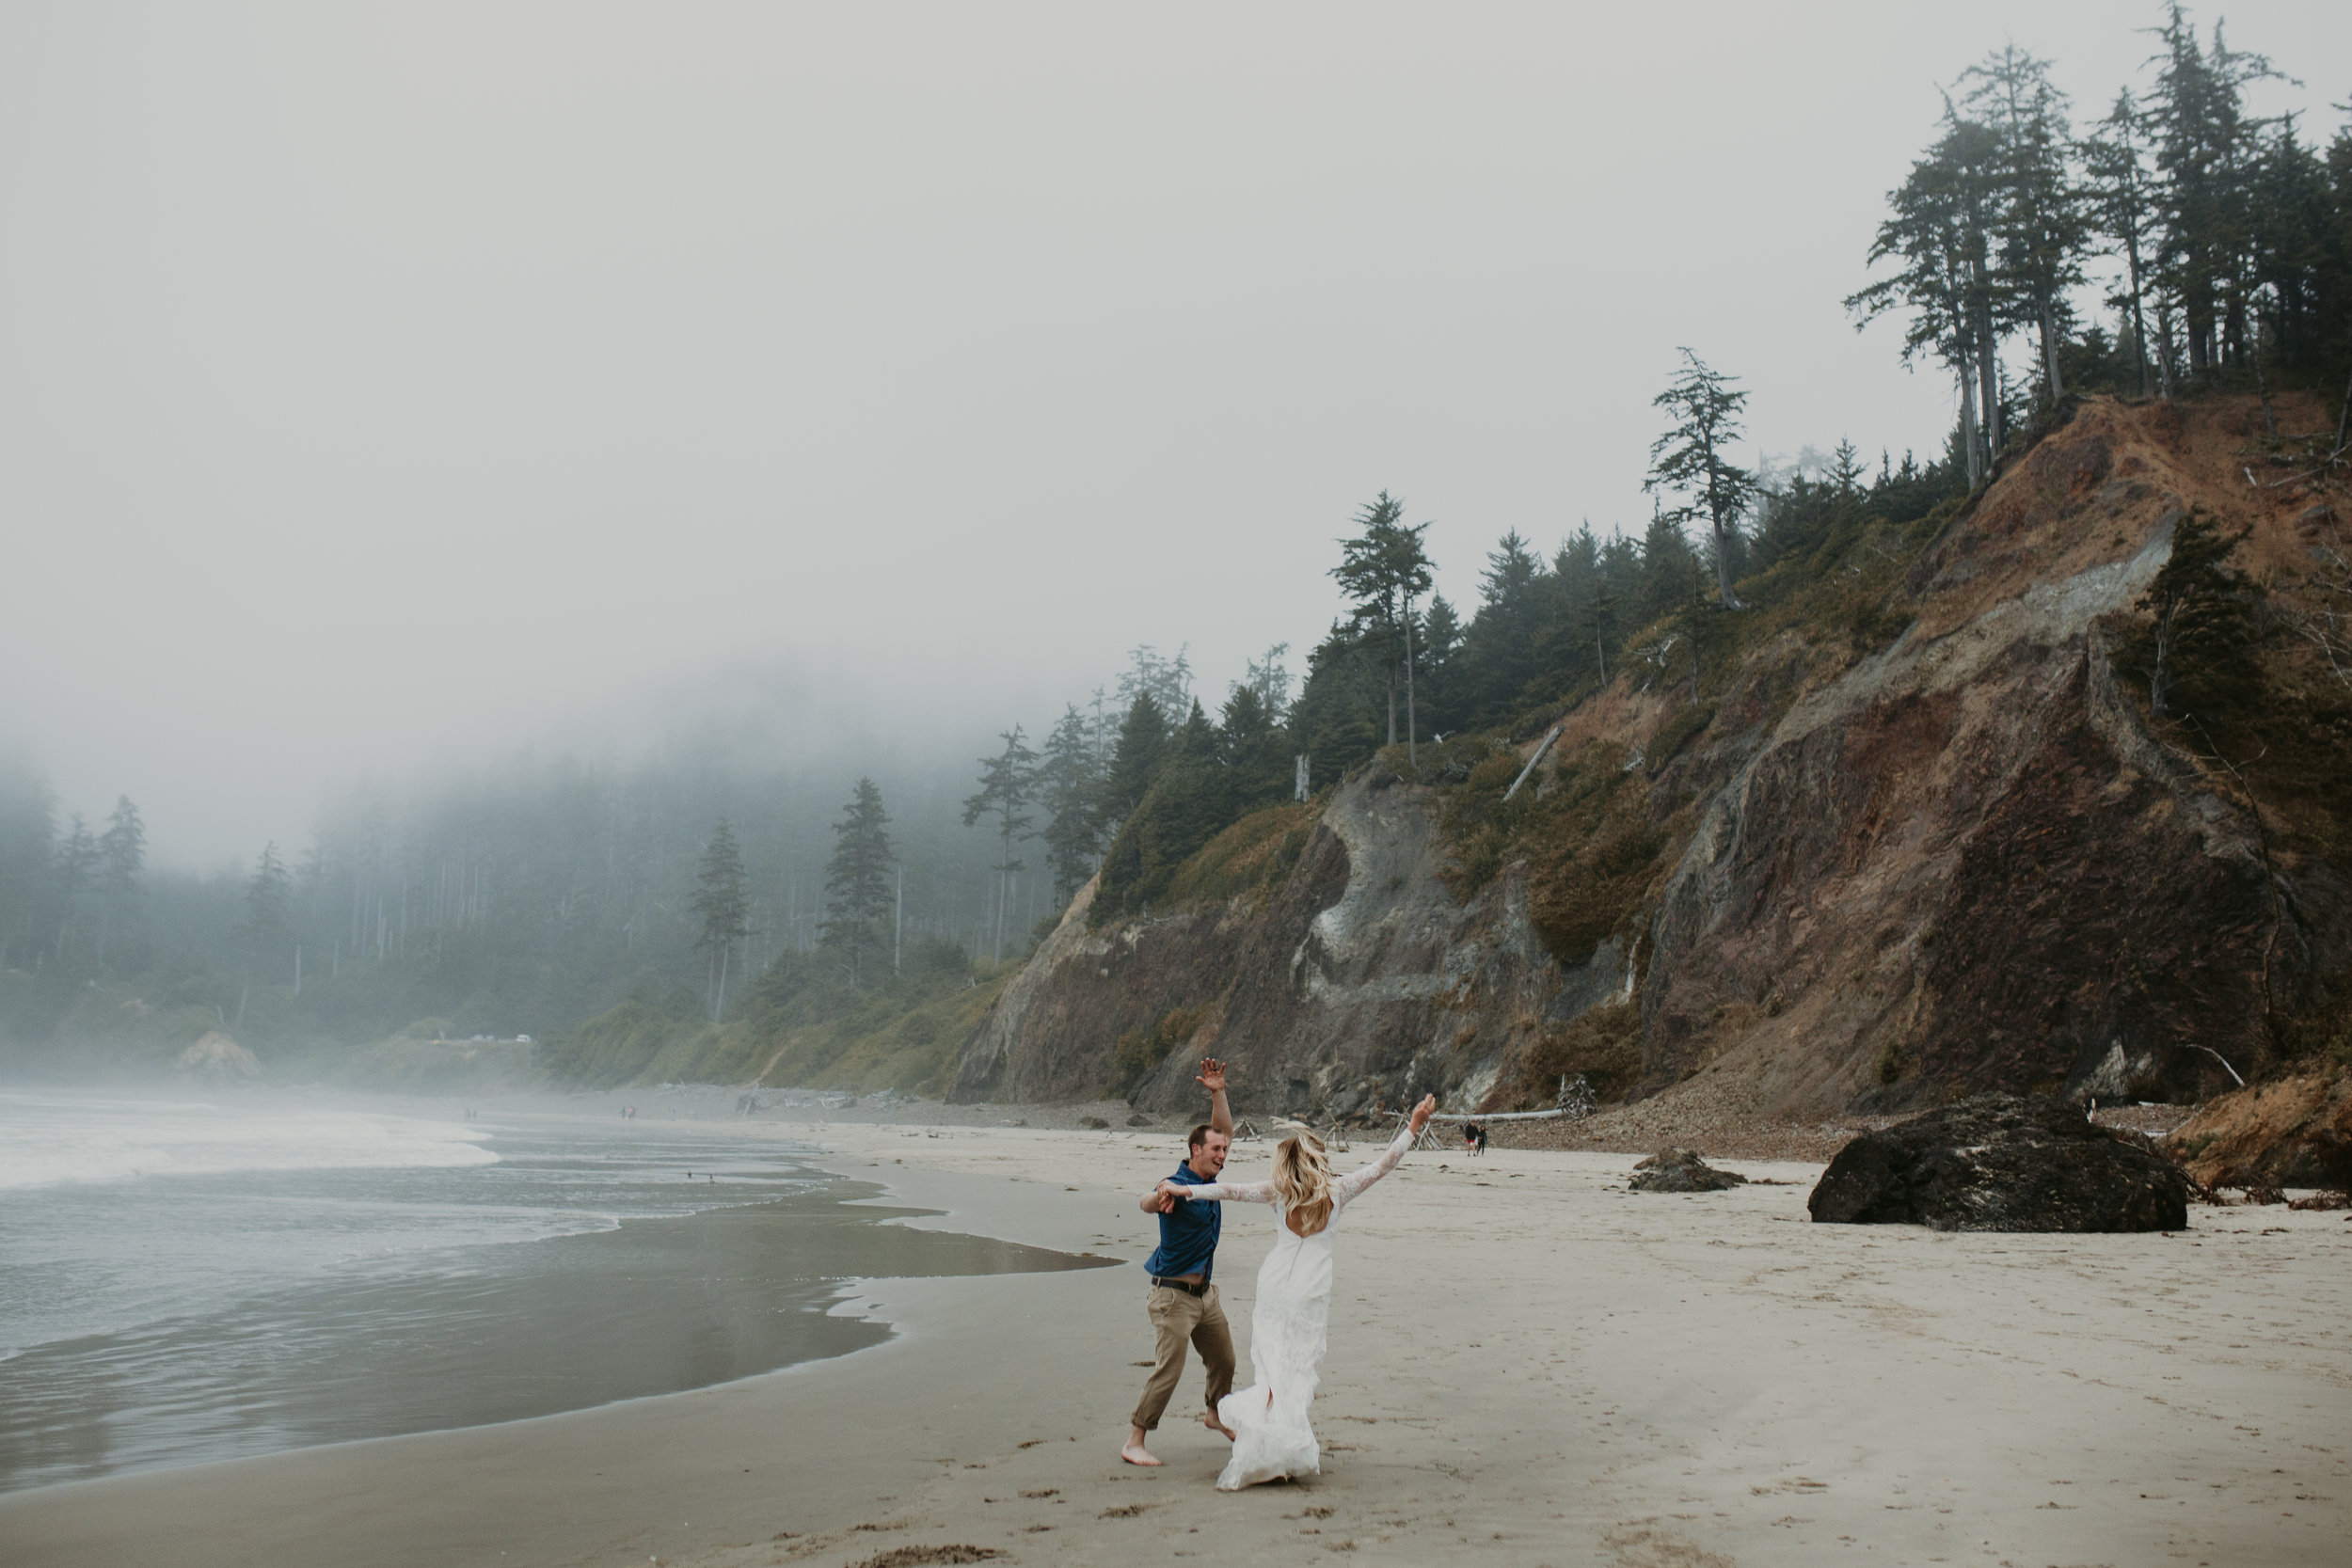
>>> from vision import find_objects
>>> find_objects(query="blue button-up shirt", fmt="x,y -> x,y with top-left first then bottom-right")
1143,1160 -> 1221,1282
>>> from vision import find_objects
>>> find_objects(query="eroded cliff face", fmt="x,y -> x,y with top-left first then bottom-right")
1643,396 -> 2349,1117
953,396 -> 2352,1117
950,772 -> 1599,1117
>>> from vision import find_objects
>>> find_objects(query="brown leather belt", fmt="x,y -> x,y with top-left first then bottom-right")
1152,1276 -> 1208,1296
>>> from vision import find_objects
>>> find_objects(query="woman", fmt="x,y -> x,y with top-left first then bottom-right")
1152,1092 -> 1437,1490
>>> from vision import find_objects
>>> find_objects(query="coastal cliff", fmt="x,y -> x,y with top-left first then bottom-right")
950,394 -> 2352,1121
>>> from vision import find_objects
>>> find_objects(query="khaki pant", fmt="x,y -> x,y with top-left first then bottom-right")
1130,1282 -> 1236,1432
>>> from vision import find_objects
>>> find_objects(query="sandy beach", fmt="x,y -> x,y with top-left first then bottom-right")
3,1117 -> 2346,1568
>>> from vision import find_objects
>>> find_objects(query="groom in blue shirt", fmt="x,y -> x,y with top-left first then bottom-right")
1121,1057 -> 1235,1467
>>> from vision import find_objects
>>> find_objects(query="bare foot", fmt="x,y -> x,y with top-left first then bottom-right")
1120,1440 -> 1163,1467
1203,1411 -> 1235,1440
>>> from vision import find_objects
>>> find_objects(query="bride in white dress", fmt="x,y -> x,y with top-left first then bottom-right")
1154,1093 -> 1437,1491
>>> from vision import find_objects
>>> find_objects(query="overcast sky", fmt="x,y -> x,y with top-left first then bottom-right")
3,1 -> 2344,864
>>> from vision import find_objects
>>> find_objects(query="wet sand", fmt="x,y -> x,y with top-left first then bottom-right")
3,1120 -> 2346,1567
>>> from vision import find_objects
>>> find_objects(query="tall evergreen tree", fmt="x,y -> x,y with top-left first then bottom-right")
1458,529 -> 1546,721
1330,491 -> 1436,759
1242,643 -> 1295,722
51,813 -> 96,966
691,818 -> 752,1018
95,796 -> 144,968
1849,118 -> 2005,485
1961,45 -> 2089,404
2137,510 -> 2262,721
2083,89 -> 2161,395
1037,705 -> 1107,903
1645,351 -> 1759,610
2144,6 -> 2281,380
1095,695 -> 1168,847
246,842 -> 290,964
820,778 -> 896,987
961,726 -> 1038,964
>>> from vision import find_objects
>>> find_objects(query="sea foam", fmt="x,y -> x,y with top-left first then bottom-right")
0,1094 -> 498,1191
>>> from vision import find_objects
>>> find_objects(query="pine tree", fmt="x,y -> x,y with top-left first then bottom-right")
1037,705 -> 1107,903
1645,351 -> 1758,610
1216,682 -> 1290,807
1637,506 -> 1697,627
1330,491 -> 1436,760
1848,119 -> 2005,485
2137,510 -> 2262,721
246,842 -> 290,958
1961,45 -> 2089,404
691,818 -> 752,1018
961,727 -> 1038,964
95,796 -> 144,968
1116,646 -> 1194,721
820,779 -> 895,987
1242,643 -> 1295,721
52,814 -> 96,966
2083,89 -> 2161,396
2144,7 -> 2282,381
1096,693 -> 1169,843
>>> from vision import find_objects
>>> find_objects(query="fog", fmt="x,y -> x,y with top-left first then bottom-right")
2,1 -> 2344,863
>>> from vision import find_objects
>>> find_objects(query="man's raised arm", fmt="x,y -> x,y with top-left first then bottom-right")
1197,1056 -> 1232,1138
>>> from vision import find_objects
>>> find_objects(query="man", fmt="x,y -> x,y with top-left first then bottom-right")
1121,1056 -> 1236,1467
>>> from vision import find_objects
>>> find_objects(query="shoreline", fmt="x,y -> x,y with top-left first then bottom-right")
3,1117 -> 2347,1567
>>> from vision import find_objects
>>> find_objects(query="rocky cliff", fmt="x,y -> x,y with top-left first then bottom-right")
951,395 -> 2352,1121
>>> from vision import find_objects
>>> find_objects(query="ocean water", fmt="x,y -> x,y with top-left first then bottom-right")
0,1090 -> 1107,1493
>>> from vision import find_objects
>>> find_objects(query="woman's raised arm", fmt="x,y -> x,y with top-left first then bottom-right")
1332,1094 -> 1436,1208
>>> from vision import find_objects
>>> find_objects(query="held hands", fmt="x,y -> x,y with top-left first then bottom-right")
1154,1179 -> 1192,1206
1196,1057 -> 1230,1097
1406,1093 -> 1438,1135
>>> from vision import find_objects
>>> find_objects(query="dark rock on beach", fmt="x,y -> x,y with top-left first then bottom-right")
1808,1092 -> 2189,1231
1628,1148 -> 1749,1193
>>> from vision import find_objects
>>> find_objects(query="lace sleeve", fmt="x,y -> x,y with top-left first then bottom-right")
1331,1127 -> 1416,1209
1174,1180 -> 1276,1204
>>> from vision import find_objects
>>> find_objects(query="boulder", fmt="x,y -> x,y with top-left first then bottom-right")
1629,1147 -> 1748,1193
176,1030 -> 261,1081
1808,1092 -> 2187,1231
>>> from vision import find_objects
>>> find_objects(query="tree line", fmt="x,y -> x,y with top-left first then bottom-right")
1848,8 -> 2351,486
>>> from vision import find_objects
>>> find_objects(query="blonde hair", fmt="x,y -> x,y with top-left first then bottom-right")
1272,1132 -> 1335,1236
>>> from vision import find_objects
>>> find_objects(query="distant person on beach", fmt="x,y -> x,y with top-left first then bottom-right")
1464,1122 -> 1486,1156
1121,1057 -> 1236,1468
1153,1092 -> 1438,1489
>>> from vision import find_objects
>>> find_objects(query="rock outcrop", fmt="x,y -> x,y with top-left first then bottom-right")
1645,400 -> 2347,1116
952,771 -> 1589,1117
948,396 -> 2351,1124
2160,1069 -> 2352,1191
1808,1092 -> 2189,1231
1628,1148 -> 1748,1193
176,1030 -> 261,1081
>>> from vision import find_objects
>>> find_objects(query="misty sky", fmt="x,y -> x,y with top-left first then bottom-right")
4,2 -> 2345,864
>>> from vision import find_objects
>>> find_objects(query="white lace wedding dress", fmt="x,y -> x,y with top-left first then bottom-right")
1176,1125 -> 1416,1490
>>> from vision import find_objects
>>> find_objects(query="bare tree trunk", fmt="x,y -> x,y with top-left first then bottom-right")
1384,662 -> 1396,748
1959,369 -> 1984,490
894,864 -> 903,975
2150,601 -> 2178,718
1403,605 -> 1417,769
1977,321 -> 2003,458
2251,323 -> 2278,440
715,942 -> 730,1017
1708,513 -> 1745,610
2037,295 -> 2064,403
2124,233 -> 2153,399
